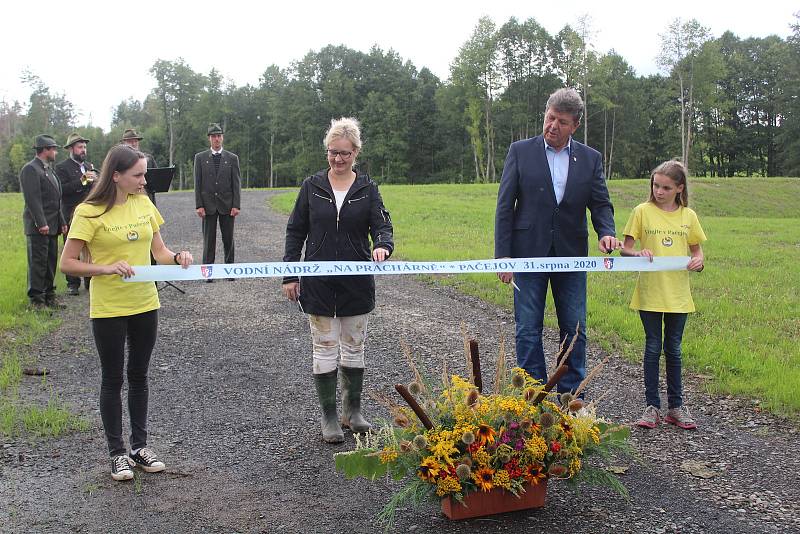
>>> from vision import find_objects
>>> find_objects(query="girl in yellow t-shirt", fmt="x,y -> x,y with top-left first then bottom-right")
60,144 -> 193,482
621,160 -> 706,431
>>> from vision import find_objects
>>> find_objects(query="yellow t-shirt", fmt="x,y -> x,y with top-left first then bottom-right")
623,202 -> 707,313
69,194 -> 164,319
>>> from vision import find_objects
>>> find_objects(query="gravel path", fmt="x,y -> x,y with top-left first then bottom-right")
1,190 -> 798,534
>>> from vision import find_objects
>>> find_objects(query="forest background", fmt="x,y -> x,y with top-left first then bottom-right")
1,13 -> 799,191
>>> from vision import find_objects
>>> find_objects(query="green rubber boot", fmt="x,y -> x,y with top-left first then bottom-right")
314,370 -> 344,443
340,366 -> 371,433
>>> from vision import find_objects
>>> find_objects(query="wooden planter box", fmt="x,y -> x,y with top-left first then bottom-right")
441,479 -> 547,520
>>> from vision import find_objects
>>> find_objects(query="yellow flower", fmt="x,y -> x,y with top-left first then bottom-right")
569,457 -> 582,475
430,439 -> 459,466
379,448 -> 398,464
473,466 -> 495,492
471,447 -> 491,467
435,476 -> 463,496
524,434 -> 548,462
450,374 -> 474,391
589,426 -> 600,444
452,404 -> 477,425
417,456 -> 442,482
492,469 -> 512,490
496,396 -> 526,416
564,405 -> 603,448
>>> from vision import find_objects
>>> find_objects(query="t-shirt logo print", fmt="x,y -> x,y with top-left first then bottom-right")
127,230 -> 139,241
661,236 -> 673,247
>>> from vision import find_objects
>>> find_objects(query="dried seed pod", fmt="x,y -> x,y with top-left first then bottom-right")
461,430 -> 476,445
399,440 -> 412,452
393,414 -> 410,428
548,464 -> 568,477
524,387 -> 537,402
511,373 -> 525,388
466,389 -> 479,407
520,419 -> 532,431
559,392 -> 574,406
408,381 -> 422,396
412,434 -> 428,450
539,412 -> 555,428
455,464 -> 472,481
568,399 -> 584,412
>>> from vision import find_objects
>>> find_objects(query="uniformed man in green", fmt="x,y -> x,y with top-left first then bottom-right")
193,123 -> 241,276
120,128 -> 157,168
55,132 -> 96,295
19,135 -> 68,309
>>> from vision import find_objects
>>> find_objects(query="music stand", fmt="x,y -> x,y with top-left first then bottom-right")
145,167 -> 185,295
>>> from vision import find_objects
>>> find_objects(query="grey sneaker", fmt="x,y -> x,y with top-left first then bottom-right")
665,406 -> 697,430
111,455 -> 134,481
128,447 -> 166,472
635,405 -> 661,429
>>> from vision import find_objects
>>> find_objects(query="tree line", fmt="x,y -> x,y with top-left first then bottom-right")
1,14 -> 798,192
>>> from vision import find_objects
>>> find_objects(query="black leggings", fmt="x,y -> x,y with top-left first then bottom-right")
92,310 -> 158,456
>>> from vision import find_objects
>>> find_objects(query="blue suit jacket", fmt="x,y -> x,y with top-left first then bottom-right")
495,135 -> 615,258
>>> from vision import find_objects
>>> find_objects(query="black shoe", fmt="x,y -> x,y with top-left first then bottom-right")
67,286 -> 79,296
205,279 -> 214,283
128,447 -> 166,473
111,455 -> 134,481
28,301 -> 50,312
45,298 -> 66,310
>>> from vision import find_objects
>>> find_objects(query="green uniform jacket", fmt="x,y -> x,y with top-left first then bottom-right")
19,157 -> 67,236
193,149 -> 241,215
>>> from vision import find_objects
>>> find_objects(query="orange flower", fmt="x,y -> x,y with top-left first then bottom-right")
417,457 -> 442,482
525,464 -> 547,485
476,424 -> 496,446
473,466 -> 495,492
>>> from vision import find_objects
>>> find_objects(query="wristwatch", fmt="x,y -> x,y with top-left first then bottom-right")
173,252 -> 181,265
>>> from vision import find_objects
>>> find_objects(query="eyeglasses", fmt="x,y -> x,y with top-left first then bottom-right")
326,149 -> 353,159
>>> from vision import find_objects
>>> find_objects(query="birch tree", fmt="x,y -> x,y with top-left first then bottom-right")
657,18 -> 712,171
451,16 -> 501,183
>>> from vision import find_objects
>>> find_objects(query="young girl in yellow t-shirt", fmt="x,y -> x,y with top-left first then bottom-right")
60,144 -> 193,481
621,160 -> 706,430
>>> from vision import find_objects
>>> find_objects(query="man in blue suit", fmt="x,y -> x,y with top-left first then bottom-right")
495,88 -> 620,395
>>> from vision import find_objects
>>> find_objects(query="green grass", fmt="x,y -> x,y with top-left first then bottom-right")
271,178 -> 800,416
0,193 -> 81,439
0,194 -> 64,333
0,393 -> 89,437
1,352 -> 89,438
0,351 -> 22,390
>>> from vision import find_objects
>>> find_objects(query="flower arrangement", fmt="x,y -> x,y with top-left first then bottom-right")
335,336 -> 631,528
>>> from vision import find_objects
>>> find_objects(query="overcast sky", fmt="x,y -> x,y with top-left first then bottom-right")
1,0 -> 796,131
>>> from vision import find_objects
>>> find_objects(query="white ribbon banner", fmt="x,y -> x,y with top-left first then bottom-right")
123,256 -> 690,282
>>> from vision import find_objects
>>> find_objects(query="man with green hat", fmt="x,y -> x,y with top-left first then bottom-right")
193,123 -> 241,277
19,135 -> 68,310
120,128 -> 157,168
121,128 -> 158,202
55,133 -> 97,295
